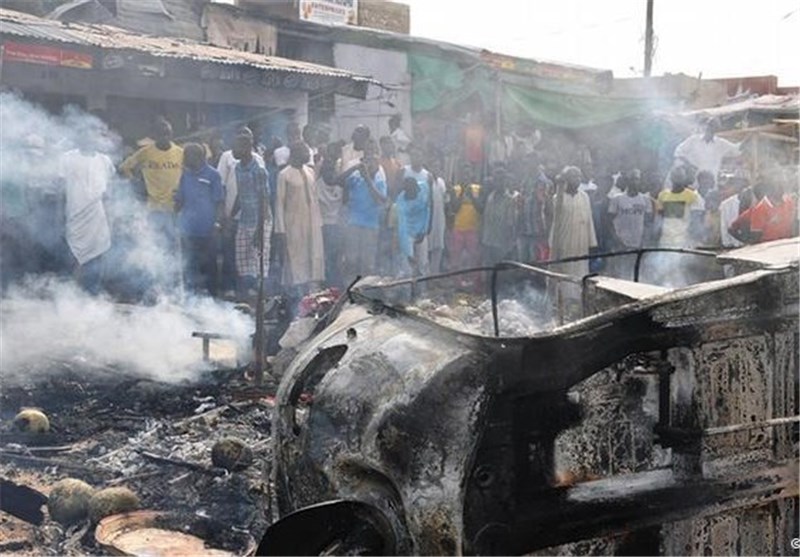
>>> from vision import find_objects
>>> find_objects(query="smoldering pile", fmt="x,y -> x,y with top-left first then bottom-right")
406,291 -> 554,337
0,278 -> 253,384
0,280 -> 271,555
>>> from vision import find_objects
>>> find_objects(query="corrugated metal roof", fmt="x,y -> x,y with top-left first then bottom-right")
681,94 -> 800,118
0,7 -> 375,83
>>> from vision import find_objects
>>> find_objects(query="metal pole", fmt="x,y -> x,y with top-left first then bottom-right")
253,195 -> 267,385
644,0 -> 655,77
634,250 -> 645,283
704,415 -> 799,436
491,266 -> 500,337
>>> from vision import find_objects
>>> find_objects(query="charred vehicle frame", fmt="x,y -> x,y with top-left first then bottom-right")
259,240 -> 799,555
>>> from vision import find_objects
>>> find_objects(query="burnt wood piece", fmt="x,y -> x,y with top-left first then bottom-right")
137,450 -> 227,476
0,539 -> 31,553
0,451 -> 110,478
0,478 -> 48,525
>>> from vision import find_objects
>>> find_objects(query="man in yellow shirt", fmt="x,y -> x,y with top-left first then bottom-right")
448,164 -> 482,272
120,118 -> 183,213
120,118 -> 184,292
656,165 -> 704,248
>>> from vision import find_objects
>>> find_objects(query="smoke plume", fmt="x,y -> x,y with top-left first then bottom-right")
0,93 -> 253,383
1,278 -> 252,382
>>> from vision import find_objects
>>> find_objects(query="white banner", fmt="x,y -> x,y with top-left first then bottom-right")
298,0 -> 357,26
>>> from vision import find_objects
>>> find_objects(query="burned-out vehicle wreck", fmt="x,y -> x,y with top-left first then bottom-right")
261,238 -> 799,556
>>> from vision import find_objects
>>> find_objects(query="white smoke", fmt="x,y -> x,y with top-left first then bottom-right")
0,93 -> 254,382
0,92 -> 120,184
0,277 -> 253,382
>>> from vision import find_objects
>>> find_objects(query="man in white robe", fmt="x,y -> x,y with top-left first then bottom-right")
549,166 -> 597,319
274,143 -> 325,294
58,142 -> 115,294
428,172 -> 447,274
672,119 -> 739,185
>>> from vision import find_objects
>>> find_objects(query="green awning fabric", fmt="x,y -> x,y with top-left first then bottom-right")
409,52 -> 667,129
502,83 -> 660,129
408,53 -> 492,113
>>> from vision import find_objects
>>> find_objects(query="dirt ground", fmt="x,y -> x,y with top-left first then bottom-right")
0,361 -> 278,555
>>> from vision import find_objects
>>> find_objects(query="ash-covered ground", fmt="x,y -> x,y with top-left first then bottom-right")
0,361 -> 277,555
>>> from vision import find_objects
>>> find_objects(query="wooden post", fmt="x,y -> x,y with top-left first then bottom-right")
644,0 -> 655,77
753,132 -> 760,177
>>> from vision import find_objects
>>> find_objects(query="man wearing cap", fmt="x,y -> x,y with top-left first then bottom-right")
549,166 -> 597,317
550,166 -> 597,277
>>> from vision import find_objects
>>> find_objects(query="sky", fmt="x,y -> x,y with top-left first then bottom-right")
401,0 -> 800,86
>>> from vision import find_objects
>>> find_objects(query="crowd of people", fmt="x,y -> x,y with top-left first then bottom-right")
1,114 -> 797,311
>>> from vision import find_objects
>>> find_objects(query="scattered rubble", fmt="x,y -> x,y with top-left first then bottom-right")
0,361 -> 275,555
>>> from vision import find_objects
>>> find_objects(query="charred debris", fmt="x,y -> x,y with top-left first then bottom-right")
2,240 -> 799,556
0,361 -> 274,555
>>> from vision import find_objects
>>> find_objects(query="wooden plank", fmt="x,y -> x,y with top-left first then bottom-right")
0,478 -> 48,525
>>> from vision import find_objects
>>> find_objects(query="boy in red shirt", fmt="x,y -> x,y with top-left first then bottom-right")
729,177 -> 797,244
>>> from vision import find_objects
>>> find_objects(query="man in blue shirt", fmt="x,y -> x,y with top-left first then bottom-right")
174,143 -> 224,296
397,144 -> 433,276
341,145 -> 387,280
395,176 -> 430,277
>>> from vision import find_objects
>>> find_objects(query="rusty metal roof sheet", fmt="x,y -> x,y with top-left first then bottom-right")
681,94 -> 800,118
716,237 -> 800,269
0,7 -> 375,83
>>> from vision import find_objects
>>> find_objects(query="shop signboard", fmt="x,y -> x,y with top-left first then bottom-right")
2,41 -> 93,69
298,0 -> 357,26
